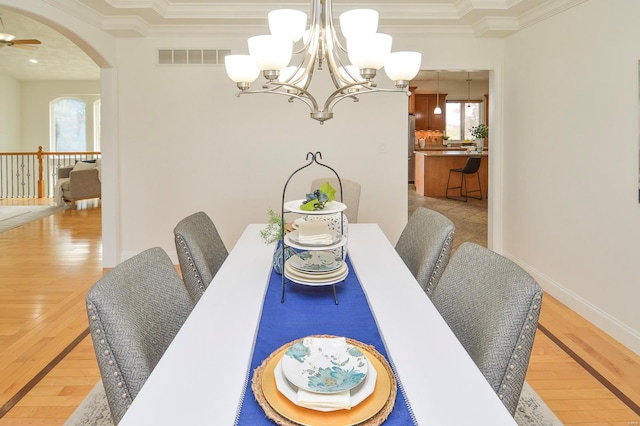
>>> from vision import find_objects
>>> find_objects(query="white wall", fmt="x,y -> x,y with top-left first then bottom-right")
114,36 -> 408,260
20,81 -> 100,151
112,34 -> 508,262
504,0 -> 640,354
0,72 -> 21,151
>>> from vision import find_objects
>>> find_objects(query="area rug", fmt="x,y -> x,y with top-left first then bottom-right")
515,382 -> 564,425
65,380 -> 563,425
0,205 -> 69,233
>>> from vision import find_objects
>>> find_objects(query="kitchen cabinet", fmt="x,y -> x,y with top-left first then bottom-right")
413,94 -> 446,131
408,87 -> 417,115
414,151 -> 488,197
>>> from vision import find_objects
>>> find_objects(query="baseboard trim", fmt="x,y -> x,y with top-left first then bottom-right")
504,250 -> 640,356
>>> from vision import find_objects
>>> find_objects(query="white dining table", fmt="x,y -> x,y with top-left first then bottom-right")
119,224 -> 516,425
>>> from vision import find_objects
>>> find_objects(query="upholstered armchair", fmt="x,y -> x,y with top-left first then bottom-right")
57,162 -> 101,208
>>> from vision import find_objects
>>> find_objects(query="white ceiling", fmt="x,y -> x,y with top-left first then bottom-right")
0,0 -> 585,81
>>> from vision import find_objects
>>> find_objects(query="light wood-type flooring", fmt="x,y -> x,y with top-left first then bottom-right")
0,193 -> 638,425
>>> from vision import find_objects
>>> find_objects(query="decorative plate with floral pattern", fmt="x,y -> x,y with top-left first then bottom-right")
281,337 -> 368,394
288,251 -> 343,273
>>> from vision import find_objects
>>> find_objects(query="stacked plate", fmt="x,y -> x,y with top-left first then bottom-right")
284,251 -> 348,286
274,337 -> 376,412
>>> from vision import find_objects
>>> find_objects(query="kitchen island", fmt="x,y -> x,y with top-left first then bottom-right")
414,150 -> 488,197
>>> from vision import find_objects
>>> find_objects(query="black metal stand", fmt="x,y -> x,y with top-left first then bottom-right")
280,152 -> 345,304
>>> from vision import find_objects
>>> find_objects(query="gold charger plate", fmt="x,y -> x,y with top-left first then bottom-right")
252,336 -> 397,426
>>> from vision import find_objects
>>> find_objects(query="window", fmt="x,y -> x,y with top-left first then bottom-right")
51,98 -> 87,152
446,101 -> 481,141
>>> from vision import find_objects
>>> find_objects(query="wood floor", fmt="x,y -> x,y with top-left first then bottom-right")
0,196 -> 639,425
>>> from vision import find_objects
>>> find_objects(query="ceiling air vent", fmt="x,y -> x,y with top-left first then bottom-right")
158,49 -> 231,65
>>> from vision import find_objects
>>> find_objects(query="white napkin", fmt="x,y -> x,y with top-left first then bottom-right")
297,388 -> 352,410
297,221 -> 333,244
297,233 -> 334,244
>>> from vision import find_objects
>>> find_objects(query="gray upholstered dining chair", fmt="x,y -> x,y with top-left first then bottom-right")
431,242 -> 543,416
310,177 -> 361,223
85,247 -> 194,424
395,207 -> 455,297
173,211 -> 228,303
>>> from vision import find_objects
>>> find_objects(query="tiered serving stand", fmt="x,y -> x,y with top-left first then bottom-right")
280,152 -> 347,304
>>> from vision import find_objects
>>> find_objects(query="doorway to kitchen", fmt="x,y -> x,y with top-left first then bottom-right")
407,70 -> 490,251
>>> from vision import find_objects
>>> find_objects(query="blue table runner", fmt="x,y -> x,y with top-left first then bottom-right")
234,255 -> 417,425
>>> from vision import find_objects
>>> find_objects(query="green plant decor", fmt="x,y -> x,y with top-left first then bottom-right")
300,181 -> 337,211
471,124 -> 488,139
260,208 -> 284,245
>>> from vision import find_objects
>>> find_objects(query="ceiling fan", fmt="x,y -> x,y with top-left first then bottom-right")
0,17 -> 41,49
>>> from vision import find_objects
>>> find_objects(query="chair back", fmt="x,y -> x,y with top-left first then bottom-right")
86,247 -> 194,424
174,211 -> 228,303
462,156 -> 482,174
310,177 -> 361,223
431,242 -> 542,415
395,207 -> 455,296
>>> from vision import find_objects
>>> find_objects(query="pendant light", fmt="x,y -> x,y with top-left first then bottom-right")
433,71 -> 442,115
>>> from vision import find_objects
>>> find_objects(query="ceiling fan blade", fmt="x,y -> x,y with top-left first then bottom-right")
11,43 -> 39,50
11,39 -> 42,45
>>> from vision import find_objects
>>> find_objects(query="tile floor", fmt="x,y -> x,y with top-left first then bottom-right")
407,184 -> 488,252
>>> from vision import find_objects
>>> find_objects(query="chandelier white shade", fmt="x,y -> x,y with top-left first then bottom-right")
268,9 -> 307,42
385,52 -> 423,85
347,33 -> 392,70
247,35 -> 293,71
225,55 -> 260,89
224,0 -> 421,123
339,9 -> 378,39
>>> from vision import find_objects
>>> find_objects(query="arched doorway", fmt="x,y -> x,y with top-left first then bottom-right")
0,0 -> 118,266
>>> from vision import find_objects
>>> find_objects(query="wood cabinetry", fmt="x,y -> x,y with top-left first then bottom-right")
414,151 -> 488,197
409,87 -> 416,115
413,94 -> 446,131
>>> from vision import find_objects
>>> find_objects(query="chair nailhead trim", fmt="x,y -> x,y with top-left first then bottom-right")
90,308 -> 132,411
177,236 -> 205,293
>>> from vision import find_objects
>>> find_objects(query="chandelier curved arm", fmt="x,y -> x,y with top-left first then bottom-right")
237,82 -> 320,114
324,84 -> 410,113
322,81 -> 374,112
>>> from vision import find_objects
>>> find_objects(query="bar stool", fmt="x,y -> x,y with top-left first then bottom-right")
446,156 -> 482,202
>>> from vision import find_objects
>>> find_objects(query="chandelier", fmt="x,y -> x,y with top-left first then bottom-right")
224,0 -> 422,124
